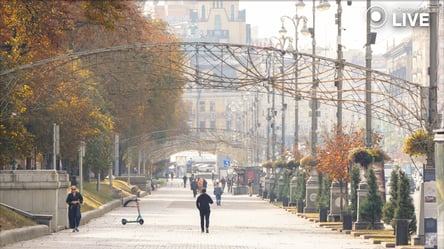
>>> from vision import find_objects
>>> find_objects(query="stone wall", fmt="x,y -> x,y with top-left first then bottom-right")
0,170 -> 71,232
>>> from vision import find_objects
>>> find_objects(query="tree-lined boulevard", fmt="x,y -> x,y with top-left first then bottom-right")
2,179 -> 381,249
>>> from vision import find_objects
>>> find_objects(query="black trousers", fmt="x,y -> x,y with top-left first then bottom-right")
68,205 -> 81,229
199,211 -> 210,231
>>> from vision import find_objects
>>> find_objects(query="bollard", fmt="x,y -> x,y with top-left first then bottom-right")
395,219 -> 409,245
342,211 -> 353,230
434,129 -> 444,248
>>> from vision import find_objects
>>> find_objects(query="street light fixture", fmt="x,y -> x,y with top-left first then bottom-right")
317,0 -> 331,11
295,0 -> 306,9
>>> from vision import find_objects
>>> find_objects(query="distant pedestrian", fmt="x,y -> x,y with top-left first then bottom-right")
202,178 -> 208,189
227,176 -> 232,193
220,177 -> 226,191
66,185 -> 83,232
213,182 -> 223,206
247,178 -> 253,197
183,175 -> 188,188
191,179 -> 198,197
211,172 -> 215,181
196,188 -> 213,233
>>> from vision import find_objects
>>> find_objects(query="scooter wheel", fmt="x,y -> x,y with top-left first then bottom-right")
121,219 -> 127,225
138,219 -> 144,225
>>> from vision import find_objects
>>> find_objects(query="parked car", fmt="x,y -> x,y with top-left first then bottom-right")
198,164 -> 215,172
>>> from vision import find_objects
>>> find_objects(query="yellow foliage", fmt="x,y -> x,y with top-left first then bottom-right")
402,129 -> 433,157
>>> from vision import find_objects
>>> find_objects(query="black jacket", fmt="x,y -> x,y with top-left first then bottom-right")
196,193 -> 213,213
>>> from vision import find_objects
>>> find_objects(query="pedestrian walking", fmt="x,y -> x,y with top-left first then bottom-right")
213,182 -> 223,206
196,188 -> 213,233
247,178 -> 253,197
227,176 -> 232,193
191,179 -> 198,197
220,177 -> 226,192
183,175 -> 188,188
66,185 -> 83,232
202,178 -> 207,189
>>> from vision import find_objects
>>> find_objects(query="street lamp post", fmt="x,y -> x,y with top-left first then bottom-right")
304,0 -> 330,156
297,0 -> 330,214
271,32 -> 293,159
280,7 -> 308,154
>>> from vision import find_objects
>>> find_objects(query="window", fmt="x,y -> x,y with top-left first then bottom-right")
230,5 -> 234,20
199,121 -> 206,131
199,101 -> 205,112
210,101 -> 216,112
201,5 -> 206,20
226,120 -> 232,131
214,15 -> 221,30
210,120 -> 216,129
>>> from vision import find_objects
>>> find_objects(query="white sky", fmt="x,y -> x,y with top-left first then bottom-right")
239,0 -> 429,54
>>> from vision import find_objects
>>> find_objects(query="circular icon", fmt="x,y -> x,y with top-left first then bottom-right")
309,193 -> 317,202
367,5 -> 387,29
335,197 -> 346,207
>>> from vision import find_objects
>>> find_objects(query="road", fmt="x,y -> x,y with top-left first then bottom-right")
3,178 -> 382,249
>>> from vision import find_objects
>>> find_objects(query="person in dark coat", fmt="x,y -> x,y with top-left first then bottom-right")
196,188 -> 213,233
191,179 -> 198,197
183,175 -> 188,188
66,185 -> 83,232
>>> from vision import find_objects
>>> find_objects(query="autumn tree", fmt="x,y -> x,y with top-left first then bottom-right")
1,1 -> 188,172
316,126 -> 365,214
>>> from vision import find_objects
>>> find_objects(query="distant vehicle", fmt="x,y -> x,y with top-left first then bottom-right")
198,164 -> 215,172
425,195 -> 436,203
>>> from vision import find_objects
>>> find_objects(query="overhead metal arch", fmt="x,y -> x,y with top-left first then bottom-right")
1,42 -> 425,163
123,128 -> 267,164
1,42 -> 424,131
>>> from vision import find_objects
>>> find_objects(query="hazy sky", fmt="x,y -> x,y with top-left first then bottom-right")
239,0 -> 428,54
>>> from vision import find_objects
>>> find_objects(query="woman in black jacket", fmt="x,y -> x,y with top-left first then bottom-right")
66,185 -> 83,232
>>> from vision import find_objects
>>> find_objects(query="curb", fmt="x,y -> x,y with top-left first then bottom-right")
0,195 -> 140,246
0,225 -> 49,247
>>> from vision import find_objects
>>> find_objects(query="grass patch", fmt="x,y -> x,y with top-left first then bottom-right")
0,206 -> 37,231
1,179 -> 133,229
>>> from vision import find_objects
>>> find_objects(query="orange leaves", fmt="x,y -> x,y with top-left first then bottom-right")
316,126 -> 366,182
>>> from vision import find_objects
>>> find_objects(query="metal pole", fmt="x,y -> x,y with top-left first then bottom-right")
294,24 -> 300,153
336,0 -> 343,133
272,77 -> 276,161
365,0 -> 372,148
428,0 -> 439,142
310,0 -> 318,156
281,49 -> 286,157
79,142 -> 84,194
53,123 -> 56,170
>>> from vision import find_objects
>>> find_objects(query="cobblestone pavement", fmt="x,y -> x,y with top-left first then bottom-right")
3,179 -> 382,249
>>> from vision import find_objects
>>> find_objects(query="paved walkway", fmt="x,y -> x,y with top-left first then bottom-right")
3,179 -> 382,249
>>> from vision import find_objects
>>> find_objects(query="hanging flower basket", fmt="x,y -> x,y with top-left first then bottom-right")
349,148 -> 372,168
300,154 -> 317,168
261,160 -> 273,169
273,158 -> 286,168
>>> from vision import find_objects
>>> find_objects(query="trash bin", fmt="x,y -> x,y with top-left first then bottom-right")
395,219 -> 409,245
282,197 -> 289,207
297,201 -> 304,213
262,190 -> 268,199
342,212 -> 352,230
319,208 -> 328,222
269,192 -> 276,202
